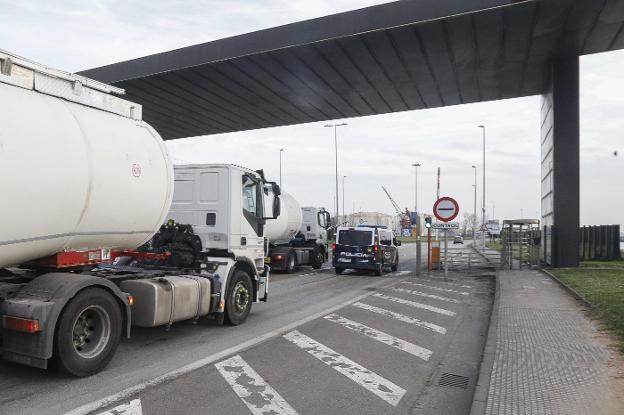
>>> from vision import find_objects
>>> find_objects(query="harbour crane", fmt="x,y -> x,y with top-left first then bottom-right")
381,186 -> 411,232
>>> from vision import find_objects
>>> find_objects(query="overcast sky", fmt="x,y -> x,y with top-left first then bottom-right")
2,0 -> 623,226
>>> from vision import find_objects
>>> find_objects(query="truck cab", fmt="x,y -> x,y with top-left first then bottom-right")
332,225 -> 400,276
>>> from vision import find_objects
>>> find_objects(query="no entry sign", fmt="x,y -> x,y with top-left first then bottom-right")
433,196 -> 459,222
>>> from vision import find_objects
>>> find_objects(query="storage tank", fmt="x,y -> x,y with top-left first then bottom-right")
0,69 -> 173,268
264,192 -> 302,244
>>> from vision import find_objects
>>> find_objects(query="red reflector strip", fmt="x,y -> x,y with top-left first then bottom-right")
2,316 -> 41,333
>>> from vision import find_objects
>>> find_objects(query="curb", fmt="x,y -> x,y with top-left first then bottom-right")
539,267 -> 594,309
468,271 -> 499,415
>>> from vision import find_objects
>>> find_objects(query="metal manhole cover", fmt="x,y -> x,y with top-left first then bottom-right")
439,373 -> 469,389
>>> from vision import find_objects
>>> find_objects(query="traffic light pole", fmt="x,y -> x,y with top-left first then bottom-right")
427,228 -> 431,272
415,216 -> 421,276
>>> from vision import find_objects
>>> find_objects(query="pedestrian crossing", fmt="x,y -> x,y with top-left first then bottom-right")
98,275 -> 475,415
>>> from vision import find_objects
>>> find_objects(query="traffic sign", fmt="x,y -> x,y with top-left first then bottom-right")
433,196 -> 459,222
431,222 -> 459,229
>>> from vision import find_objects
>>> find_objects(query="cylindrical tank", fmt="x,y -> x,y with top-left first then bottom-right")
0,81 -> 174,268
264,192 -> 302,244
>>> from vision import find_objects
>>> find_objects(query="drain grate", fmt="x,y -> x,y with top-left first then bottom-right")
438,373 -> 469,389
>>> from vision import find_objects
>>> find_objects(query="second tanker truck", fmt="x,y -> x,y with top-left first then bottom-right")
265,193 -> 331,272
0,50 -> 281,376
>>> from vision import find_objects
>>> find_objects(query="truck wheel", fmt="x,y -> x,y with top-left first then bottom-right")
311,248 -> 324,269
225,270 -> 253,325
375,264 -> 383,276
54,288 -> 122,377
391,255 -> 399,272
284,252 -> 296,273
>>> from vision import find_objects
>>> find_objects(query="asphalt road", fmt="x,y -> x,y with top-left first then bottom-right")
0,243 -> 493,415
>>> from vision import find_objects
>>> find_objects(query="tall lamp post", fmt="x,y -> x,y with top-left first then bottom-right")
478,125 -> 486,247
342,175 -> 347,225
325,123 -> 348,225
279,148 -> 284,190
412,163 -> 421,275
472,165 -> 477,241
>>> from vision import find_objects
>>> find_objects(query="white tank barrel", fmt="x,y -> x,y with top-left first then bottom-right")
264,192 -> 302,244
0,81 -> 174,268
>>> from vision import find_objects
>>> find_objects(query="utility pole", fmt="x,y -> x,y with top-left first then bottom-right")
478,125 -> 486,248
279,148 -> 284,190
325,123 -> 347,226
342,175 -> 347,224
472,165 -> 477,241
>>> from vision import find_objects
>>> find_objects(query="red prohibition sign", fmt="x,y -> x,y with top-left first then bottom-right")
433,196 -> 459,222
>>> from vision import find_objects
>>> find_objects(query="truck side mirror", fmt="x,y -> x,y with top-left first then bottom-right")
394,238 -> 401,246
272,183 -> 281,196
272,196 -> 281,219
324,211 -> 331,229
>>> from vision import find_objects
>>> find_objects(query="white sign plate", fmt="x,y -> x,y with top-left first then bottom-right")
431,222 -> 459,229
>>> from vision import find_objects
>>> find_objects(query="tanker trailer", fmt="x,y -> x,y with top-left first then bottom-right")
265,192 -> 331,272
0,50 -> 276,376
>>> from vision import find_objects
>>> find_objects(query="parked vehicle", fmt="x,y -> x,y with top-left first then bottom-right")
332,226 -> 400,276
0,51 -> 279,376
453,236 -> 464,244
265,196 -> 331,272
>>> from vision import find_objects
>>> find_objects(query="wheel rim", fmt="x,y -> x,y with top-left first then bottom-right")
232,281 -> 250,314
71,305 -> 111,359
288,256 -> 295,270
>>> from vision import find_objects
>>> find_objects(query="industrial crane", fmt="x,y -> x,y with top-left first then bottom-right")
381,186 -> 411,231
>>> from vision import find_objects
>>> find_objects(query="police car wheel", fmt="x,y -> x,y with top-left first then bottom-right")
335,267 -> 345,275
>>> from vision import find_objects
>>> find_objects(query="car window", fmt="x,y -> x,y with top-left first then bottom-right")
337,230 -> 373,246
380,231 -> 392,246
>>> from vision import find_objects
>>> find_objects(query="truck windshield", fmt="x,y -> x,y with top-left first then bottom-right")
337,230 -> 373,246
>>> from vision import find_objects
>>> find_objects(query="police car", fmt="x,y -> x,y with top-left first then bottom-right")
332,225 -> 400,276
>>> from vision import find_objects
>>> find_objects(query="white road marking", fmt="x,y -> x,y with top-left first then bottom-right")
96,399 -> 142,415
402,282 -> 469,296
283,330 -> 406,406
404,278 -> 473,289
64,278 -> 404,415
215,355 -> 299,415
390,287 -> 460,303
352,302 -> 446,334
324,314 -> 432,360
373,293 -> 456,316
392,270 -> 411,276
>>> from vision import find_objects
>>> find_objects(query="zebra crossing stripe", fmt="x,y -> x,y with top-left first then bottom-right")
96,400 -> 142,415
215,355 -> 299,415
352,302 -> 446,334
390,287 -> 460,303
324,314 -> 432,360
402,282 -> 469,296
283,330 -> 406,406
404,278 -> 473,289
373,293 -> 456,316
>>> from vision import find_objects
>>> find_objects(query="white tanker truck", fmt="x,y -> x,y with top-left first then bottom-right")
0,51 -> 280,376
264,194 -> 331,272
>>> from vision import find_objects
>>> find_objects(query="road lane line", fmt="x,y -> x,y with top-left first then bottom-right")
283,330 -> 406,406
401,282 -> 469,296
64,277 -> 406,415
323,314 -> 432,360
373,293 -> 456,316
351,302 -> 446,334
405,278 -> 473,289
215,355 -> 299,415
390,287 -> 460,303
96,399 -> 142,415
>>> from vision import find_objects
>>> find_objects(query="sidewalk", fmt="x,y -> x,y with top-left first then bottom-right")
472,269 -> 624,415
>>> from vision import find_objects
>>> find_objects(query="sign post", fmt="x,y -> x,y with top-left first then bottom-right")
433,197 -> 460,276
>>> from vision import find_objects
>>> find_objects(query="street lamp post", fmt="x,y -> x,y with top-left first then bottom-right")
325,123 -> 348,226
478,125 -> 486,247
412,163 -> 421,275
279,148 -> 284,190
472,165 -> 477,241
342,175 -> 347,225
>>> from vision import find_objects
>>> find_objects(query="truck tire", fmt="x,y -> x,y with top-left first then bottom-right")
284,252 -> 296,273
391,255 -> 399,272
311,248 -> 324,269
374,264 -> 383,276
54,287 -> 122,377
224,270 -> 253,325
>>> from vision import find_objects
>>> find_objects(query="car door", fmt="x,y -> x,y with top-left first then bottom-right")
379,230 -> 394,266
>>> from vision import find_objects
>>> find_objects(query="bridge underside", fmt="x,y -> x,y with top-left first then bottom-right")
80,0 -> 624,267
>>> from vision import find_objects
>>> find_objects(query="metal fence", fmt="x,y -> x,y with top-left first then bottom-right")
579,225 -> 621,261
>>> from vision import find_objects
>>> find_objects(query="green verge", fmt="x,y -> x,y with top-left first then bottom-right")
550,265 -> 624,353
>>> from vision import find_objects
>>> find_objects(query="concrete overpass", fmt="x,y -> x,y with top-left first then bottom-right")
80,0 -> 624,266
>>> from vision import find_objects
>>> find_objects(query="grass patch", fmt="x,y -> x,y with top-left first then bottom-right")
550,267 -> 624,353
